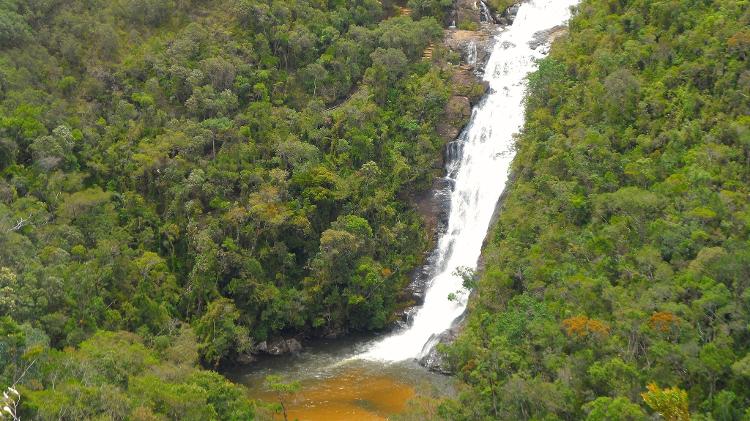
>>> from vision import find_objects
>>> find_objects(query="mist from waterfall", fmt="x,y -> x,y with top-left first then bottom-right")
358,0 -> 579,362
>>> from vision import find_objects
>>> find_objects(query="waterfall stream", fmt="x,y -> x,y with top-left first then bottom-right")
479,0 -> 496,24
236,4 -> 580,418
359,0 -> 579,362
466,41 -> 477,68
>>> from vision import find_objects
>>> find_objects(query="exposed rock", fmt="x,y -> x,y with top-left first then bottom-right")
449,0 -> 481,28
438,95 -> 472,142
479,1 -> 497,24
265,338 -> 303,355
396,305 -> 421,326
408,176 -> 454,305
444,29 -> 495,74
267,340 -> 284,355
236,353 -> 257,364
496,3 -> 521,26
286,338 -> 303,353
324,327 -> 347,339
413,177 -> 454,238
437,30 -> 494,144
418,320 -> 463,374
528,25 -> 567,50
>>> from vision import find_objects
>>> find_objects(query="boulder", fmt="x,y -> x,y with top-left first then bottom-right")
438,95 -> 472,142
265,338 -> 303,355
418,324 -> 462,374
286,338 -> 303,354
324,328 -> 346,339
447,94 -> 472,116
236,353 -> 257,364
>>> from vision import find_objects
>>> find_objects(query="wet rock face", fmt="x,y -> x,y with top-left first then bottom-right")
446,95 -> 472,120
495,3 -> 521,26
444,30 -> 495,75
418,324 -> 461,374
409,177 -> 454,305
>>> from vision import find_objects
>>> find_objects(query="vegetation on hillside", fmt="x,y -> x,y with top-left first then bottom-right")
438,0 -> 750,419
5,0 -> 748,418
0,0 -> 455,417
2,320 -> 255,419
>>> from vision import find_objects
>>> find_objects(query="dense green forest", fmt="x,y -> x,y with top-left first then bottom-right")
0,0 -> 466,417
438,0 -> 750,419
4,0 -> 750,418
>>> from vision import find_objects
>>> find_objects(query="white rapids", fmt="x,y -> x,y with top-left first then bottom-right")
358,0 -> 578,362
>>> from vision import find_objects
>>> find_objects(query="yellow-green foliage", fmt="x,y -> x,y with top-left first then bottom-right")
4,325 -> 254,420
642,384 -> 690,421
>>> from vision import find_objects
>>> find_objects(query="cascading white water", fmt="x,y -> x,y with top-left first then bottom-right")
466,41 -> 478,68
479,0 -> 496,24
359,0 -> 578,362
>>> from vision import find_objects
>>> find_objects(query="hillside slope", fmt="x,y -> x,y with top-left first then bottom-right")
0,0 -> 459,417
443,0 -> 750,419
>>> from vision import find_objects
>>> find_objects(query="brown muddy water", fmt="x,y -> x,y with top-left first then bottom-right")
227,336 -> 456,420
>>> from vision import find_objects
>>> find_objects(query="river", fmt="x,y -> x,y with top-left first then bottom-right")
233,1 -> 579,418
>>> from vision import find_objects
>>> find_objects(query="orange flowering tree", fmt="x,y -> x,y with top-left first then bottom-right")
648,311 -> 680,333
562,316 -> 610,339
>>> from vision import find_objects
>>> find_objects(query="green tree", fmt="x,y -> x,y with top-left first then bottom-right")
194,298 -> 251,366
0,0 -> 31,47
583,397 -> 647,421
264,375 -> 301,421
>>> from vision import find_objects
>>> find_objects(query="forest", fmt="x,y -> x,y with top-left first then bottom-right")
437,0 -> 750,419
2,0 -> 749,419
0,0 -> 466,418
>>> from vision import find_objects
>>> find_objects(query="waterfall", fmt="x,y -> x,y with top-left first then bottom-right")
466,41 -> 477,68
479,0 -> 496,24
358,0 -> 579,362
